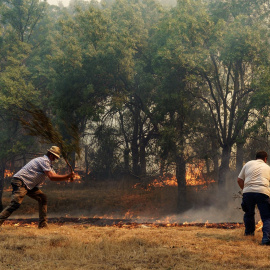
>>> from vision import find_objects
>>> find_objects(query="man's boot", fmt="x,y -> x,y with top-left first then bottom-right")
38,203 -> 48,229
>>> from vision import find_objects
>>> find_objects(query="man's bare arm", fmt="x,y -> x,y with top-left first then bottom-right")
45,171 -> 75,181
237,177 -> 244,190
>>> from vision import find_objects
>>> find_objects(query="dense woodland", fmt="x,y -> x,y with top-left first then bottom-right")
0,0 -> 270,211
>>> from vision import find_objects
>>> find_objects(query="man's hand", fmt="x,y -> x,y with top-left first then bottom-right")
69,172 -> 76,182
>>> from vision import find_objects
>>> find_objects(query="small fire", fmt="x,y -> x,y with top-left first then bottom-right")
72,173 -> 82,182
4,170 -> 14,178
66,172 -> 83,183
155,215 -> 178,225
186,162 -> 215,187
133,175 -> 177,190
256,220 -> 263,231
124,210 -> 134,219
133,161 -> 215,190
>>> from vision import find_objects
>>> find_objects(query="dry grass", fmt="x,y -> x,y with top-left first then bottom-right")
1,179 -> 262,269
0,224 -> 269,270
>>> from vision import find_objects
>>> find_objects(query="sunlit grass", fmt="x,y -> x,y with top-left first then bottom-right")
0,179 -> 264,269
0,224 -> 268,270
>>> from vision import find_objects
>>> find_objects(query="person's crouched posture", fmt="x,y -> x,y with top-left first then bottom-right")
0,146 -> 75,228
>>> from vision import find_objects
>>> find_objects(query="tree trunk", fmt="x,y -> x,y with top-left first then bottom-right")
124,148 -> 130,172
118,111 -> 130,173
131,109 -> 140,176
236,142 -> 244,173
160,158 -> 165,176
205,157 -> 210,174
210,138 -> 219,180
131,139 -> 140,176
213,154 -> 219,180
139,141 -> 147,176
218,144 -> 231,188
176,155 -> 187,212
0,163 -> 6,212
23,153 -> 27,166
10,156 -> 15,173
70,152 -> 76,171
84,145 -> 89,175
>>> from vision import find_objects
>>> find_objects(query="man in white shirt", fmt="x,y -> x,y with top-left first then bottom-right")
0,146 -> 75,228
237,151 -> 270,245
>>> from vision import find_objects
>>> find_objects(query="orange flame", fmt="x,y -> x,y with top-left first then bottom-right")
4,170 -> 14,178
74,173 -> 80,179
133,161 -> 214,190
256,220 -> 263,231
149,177 -> 178,188
73,173 -> 81,181
186,162 -> 215,187
132,176 -> 177,190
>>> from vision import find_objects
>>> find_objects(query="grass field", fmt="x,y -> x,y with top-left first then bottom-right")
0,179 -> 266,270
0,224 -> 268,270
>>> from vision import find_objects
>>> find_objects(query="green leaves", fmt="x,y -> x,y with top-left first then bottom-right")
1,0 -> 47,42
0,0 -> 270,180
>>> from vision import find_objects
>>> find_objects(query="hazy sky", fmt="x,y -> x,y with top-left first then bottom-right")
47,0 -> 70,6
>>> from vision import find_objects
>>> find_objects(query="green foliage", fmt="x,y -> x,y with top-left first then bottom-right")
0,0 -> 270,184
1,0 -> 47,42
0,0 -> 54,173
49,5 -> 112,130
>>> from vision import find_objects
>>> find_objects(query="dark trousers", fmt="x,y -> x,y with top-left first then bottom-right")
0,178 -> 48,228
242,192 -> 270,242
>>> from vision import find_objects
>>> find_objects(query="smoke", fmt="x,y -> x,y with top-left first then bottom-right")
5,170 -> 263,225
47,172 -> 249,224
169,177 -> 244,223
152,171 -> 262,224
128,171 -> 254,224
127,189 -> 247,224
169,202 -> 243,223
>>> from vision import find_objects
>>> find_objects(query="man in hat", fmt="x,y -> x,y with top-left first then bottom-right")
237,151 -> 270,245
0,146 -> 75,228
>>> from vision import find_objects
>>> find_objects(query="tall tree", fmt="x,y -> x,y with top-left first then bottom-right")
157,0 -> 270,188
1,0 -> 46,43
107,0 -> 163,177
48,4 -> 113,168
0,0 -> 48,208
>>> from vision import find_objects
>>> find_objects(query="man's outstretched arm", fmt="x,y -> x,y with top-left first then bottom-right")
45,171 -> 75,181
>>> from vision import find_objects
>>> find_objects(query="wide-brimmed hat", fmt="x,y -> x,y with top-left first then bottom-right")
47,146 -> 61,158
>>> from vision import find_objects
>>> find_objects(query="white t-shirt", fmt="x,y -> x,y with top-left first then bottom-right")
238,159 -> 270,197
